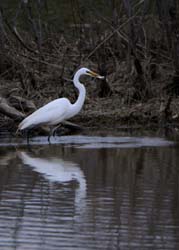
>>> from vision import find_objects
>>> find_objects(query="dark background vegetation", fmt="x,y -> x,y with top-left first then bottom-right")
0,0 -> 179,131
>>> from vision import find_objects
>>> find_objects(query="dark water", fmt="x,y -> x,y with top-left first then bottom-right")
0,135 -> 179,250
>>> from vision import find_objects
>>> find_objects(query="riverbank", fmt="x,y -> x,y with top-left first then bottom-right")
0,85 -> 179,136
0,0 -> 178,137
0,36 -> 178,135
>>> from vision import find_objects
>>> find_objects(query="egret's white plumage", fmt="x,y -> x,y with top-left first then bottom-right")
19,98 -> 71,130
18,151 -> 87,213
18,67 -> 103,133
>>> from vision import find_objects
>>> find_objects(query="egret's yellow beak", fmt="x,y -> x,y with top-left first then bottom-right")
87,70 -> 104,79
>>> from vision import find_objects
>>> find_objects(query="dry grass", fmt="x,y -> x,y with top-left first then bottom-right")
0,1 -> 178,132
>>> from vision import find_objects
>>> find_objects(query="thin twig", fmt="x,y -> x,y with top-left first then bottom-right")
4,17 -> 38,54
18,53 -> 62,70
84,15 -> 137,60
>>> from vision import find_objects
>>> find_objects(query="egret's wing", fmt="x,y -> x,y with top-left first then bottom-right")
19,98 -> 71,130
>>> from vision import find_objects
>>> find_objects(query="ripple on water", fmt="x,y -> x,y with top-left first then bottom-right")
0,136 -> 178,249
0,134 -> 175,148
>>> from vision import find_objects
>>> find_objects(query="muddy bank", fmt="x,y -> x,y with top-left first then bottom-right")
73,95 -> 179,129
1,87 -> 179,136
0,62 -> 178,136
0,0 -> 179,137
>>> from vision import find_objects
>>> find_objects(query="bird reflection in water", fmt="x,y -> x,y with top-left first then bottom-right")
18,150 -> 87,216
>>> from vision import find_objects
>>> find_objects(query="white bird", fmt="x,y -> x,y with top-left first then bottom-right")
18,150 -> 87,216
18,67 -> 104,141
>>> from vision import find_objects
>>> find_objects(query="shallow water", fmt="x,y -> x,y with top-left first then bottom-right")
0,135 -> 179,249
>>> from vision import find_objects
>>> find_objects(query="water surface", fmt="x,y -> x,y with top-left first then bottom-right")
0,135 -> 178,249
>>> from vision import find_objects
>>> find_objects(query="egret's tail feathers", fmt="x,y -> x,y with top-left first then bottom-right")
18,115 -> 42,131
18,117 -> 33,130
18,120 -> 26,130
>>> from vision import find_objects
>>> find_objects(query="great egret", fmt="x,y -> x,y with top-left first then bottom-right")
18,67 -> 104,141
18,150 -> 87,217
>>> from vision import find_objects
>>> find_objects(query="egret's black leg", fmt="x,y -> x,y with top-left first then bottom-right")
52,124 -> 61,137
48,136 -> 50,143
52,128 -> 56,137
48,124 -> 61,143
48,127 -> 53,143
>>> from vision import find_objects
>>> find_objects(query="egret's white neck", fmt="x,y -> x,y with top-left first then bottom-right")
71,71 -> 86,116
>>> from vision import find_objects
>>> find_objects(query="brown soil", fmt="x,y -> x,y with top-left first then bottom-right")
1,76 -> 179,135
0,43 -> 178,135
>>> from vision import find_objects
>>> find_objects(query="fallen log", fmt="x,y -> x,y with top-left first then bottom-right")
8,95 -> 36,112
62,121 -> 83,131
0,96 -> 83,134
0,97 -> 25,121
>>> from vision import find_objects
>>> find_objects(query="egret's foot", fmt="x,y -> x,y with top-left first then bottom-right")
48,134 -> 52,144
52,129 -> 56,137
52,125 -> 61,138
